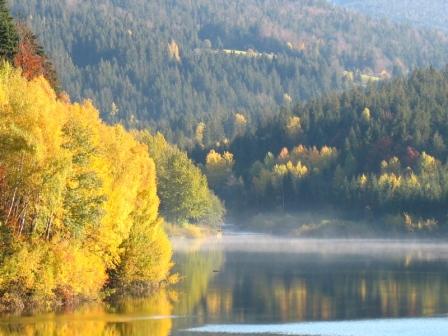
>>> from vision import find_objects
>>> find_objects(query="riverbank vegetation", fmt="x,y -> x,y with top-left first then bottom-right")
0,62 -> 173,311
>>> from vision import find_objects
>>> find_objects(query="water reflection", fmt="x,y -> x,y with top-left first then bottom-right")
0,239 -> 224,336
0,237 -> 448,336
173,248 -> 224,318
198,253 -> 448,322
0,291 -> 174,336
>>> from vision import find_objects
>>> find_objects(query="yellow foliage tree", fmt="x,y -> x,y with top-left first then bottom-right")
286,116 -> 301,138
233,113 -> 248,137
0,63 -> 172,310
168,40 -> 181,62
205,150 -> 235,189
195,122 -> 206,147
361,107 -> 371,123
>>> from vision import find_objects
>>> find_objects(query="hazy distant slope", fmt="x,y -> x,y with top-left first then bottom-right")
10,0 -> 448,146
332,0 -> 448,31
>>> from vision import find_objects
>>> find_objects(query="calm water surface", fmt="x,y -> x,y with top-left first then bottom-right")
1,234 -> 448,335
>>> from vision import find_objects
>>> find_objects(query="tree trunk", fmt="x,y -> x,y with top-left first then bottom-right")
46,215 -> 54,240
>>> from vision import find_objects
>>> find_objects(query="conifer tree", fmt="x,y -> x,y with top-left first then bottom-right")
0,0 -> 18,61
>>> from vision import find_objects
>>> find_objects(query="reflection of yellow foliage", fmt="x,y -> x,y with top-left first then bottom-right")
359,279 -> 367,302
174,250 -> 224,317
0,291 -> 176,336
113,290 -> 174,336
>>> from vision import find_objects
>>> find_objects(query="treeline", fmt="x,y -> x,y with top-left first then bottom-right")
11,0 -> 448,147
0,3 -> 223,312
200,67 -> 448,232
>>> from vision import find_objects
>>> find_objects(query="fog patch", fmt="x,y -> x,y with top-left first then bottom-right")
172,234 -> 448,260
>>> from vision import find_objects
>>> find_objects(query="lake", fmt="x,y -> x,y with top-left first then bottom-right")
1,234 -> 448,335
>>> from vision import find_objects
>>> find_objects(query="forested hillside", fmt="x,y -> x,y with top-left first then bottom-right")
333,0 -> 448,31
10,0 -> 448,147
201,67 -> 448,233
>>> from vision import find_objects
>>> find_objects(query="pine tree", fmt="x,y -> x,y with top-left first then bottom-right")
0,0 -> 18,61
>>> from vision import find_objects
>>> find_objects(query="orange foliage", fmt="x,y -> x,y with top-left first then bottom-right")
13,23 -> 57,87
13,35 -> 44,81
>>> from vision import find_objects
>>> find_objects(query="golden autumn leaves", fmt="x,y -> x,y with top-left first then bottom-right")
0,64 -> 172,310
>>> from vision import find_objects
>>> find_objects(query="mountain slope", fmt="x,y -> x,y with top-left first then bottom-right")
203,66 -> 448,231
333,0 -> 448,31
11,0 -> 448,147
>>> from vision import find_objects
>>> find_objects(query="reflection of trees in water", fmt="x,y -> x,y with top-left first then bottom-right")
195,253 -> 448,323
0,291 -> 174,336
110,290 -> 175,336
1,249 -> 447,334
172,248 -> 225,325
0,305 -> 110,335
0,246 -> 225,336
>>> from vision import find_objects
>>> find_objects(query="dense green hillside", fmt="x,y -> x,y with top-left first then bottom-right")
10,0 -> 448,147
201,67 -> 448,232
333,0 -> 448,31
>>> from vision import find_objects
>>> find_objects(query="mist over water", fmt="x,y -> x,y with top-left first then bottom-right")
172,234 -> 448,260
171,234 -> 448,336
2,233 -> 448,335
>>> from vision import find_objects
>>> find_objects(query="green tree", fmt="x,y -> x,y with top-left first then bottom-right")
0,0 -> 18,61
138,131 -> 224,227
